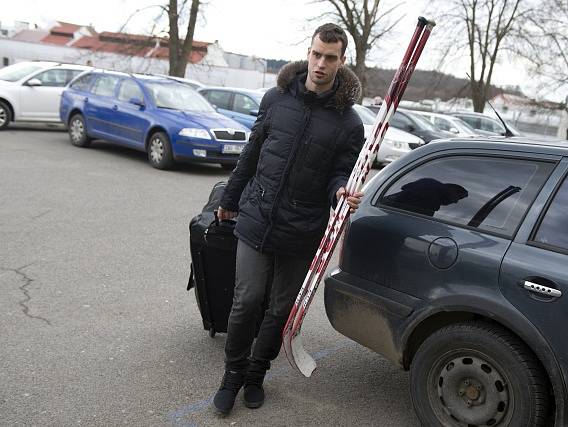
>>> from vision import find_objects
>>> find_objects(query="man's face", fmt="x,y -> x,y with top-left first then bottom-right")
307,34 -> 346,89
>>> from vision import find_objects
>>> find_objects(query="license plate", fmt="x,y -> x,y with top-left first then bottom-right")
222,144 -> 243,154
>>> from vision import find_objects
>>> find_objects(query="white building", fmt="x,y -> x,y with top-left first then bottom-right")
0,21 -> 276,90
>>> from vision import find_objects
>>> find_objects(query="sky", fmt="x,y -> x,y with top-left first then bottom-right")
1,0 -> 566,102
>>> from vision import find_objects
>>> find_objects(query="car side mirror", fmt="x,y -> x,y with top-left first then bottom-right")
450,127 -> 459,134
26,78 -> 42,87
249,109 -> 259,117
129,97 -> 145,107
407,125 -> 416,132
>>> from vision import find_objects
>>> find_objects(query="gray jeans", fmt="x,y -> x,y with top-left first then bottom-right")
224,240 -> 311,372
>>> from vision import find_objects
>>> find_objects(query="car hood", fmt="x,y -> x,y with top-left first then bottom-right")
362,124 -> 424,144
157,109 -> 248,131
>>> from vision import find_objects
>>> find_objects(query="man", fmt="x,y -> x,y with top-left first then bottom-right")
214,23 -> 365,414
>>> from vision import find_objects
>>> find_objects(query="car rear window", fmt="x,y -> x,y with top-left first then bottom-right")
533,175 -> 568,253
70,73 -> 94,92
379,155 -> 554,237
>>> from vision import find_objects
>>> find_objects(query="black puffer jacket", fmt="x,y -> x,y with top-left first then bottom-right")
220,61 -> 365,257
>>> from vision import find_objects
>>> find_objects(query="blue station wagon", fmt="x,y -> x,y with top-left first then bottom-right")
60,71 -> 249,169
325,137 -> 568,426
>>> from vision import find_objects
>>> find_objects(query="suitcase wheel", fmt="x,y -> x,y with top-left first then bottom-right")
209,328 -> 216,338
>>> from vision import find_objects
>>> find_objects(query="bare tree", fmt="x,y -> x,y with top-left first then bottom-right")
519,0 -> 568,94
314,0 -> 402,97
439,0 -> 536,112
168,0 -> 201,77
118,0 -> 202,77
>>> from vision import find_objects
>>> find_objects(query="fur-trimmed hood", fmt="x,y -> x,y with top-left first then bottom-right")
276,60 -> 362,111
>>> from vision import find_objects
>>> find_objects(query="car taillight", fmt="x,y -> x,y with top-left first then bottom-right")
338,220 -> 350,267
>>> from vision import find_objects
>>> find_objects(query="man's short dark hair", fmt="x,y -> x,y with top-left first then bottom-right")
312,23 -> 348,57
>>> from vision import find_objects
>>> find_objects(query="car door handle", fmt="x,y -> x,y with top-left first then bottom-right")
112,105 -> 118,111
523,280 -> 562,298
84,97 -> 89,103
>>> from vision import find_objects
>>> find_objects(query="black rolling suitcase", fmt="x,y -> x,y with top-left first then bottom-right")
187,182 -> 266,337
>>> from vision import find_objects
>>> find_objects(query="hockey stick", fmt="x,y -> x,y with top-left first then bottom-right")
282,17 -> 431,372
282,16 -> 436,377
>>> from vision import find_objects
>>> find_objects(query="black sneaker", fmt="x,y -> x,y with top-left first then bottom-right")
213,370 -> 244,415
243,368 -> 265,409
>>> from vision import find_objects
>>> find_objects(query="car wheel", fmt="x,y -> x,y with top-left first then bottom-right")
68,114 -> 92,147
410,321 -> 550,427
0,100 -> 12,130
147,131 -> 174,170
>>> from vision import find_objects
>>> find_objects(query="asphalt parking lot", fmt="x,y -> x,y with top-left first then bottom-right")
0,126 -> 421,427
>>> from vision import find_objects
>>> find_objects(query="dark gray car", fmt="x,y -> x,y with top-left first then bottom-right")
325,137 -> 568,426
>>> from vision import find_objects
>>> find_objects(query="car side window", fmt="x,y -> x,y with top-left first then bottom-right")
391,112 -> 414,131
379,156 -> 554,237
434,117 -> 452,131
66,70 -> 84,84
533,175 -> 568,252
31,69 -> 68,87
233,94 -> 258,114
69,74 -> 94,92
480,118 -> 504,134
458,116 -> 478,129
117,79 -> 144,103
205,90 -> 232,110
91,75 -> 120,97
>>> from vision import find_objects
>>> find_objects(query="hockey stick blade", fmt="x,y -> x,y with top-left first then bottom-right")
290,332 -> 317,377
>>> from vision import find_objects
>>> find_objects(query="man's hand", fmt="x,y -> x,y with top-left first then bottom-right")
217,206 -> 237,221
336,187 -> 364,213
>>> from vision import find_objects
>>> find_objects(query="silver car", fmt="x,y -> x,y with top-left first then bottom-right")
354,104 -> 425,166
412,111 -> 484,136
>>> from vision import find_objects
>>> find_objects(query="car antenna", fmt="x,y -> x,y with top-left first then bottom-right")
466,73 -> 514,137
487,99 -> 515,137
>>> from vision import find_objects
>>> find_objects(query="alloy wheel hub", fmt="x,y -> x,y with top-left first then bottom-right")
150,138 -> 163,163
70,119 -> 84,142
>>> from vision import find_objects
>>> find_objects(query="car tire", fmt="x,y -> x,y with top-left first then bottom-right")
147,131 -> 174,170
410,321 -> 550,427
68,114 -> 92,147
0,100 -> 12,130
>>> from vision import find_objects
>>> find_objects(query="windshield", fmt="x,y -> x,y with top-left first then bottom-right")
353,104 -> 377,125
0,63 -> 45,82
408,112 -> 438,131
144,81 -> 215,112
